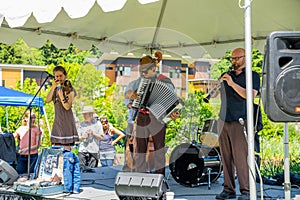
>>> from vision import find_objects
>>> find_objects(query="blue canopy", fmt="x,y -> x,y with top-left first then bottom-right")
0,86 -> 44,108
0,86 -> 50,134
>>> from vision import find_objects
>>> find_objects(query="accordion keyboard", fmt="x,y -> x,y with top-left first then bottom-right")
132,78 -> 151,109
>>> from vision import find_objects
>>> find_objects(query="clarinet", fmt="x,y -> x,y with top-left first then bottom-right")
203,66 -> 234,103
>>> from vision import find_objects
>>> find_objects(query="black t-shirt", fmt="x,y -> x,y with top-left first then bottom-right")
219,68 -> 260,122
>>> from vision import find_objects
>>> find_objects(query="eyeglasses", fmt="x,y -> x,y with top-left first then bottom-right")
231,55 -> 245,61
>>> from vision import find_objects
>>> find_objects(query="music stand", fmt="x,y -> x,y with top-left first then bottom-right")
17,74 -> 52,178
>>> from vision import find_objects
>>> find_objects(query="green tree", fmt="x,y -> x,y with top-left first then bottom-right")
166,90 -> 213,148
110,87 -> 128,131
39,40 -> 61,65
0,43 -> 11,63
93,83 -> 119,122
0,38 -> 44,65
59,44 -> 91,64
72,63 -> 109,116
40,41 -> 100,66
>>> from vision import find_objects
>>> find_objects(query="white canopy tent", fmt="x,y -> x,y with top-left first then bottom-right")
1,1 -> 299,199
0,0 -> 299,58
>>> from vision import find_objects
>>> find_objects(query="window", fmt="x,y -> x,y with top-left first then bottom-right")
188,67 -> 195,75
169,68 -> 181,78
117,66 -> 131,76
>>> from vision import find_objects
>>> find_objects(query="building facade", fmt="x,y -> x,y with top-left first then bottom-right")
0,64 -> 47,88
87,53 -> 219,98
0,54 -> 219,98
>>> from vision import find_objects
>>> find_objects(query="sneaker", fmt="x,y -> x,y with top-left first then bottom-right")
216,190 -> 236,199
73,189 -> 81,194
238,191 -> 250,200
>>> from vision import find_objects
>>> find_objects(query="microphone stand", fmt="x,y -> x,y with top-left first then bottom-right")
239,118 -> 264,200
16,74 -> 52,179
239,118 -> 248,141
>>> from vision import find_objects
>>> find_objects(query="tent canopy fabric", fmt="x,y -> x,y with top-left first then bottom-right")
0,86 -> 44,109
0,0 -> 299,58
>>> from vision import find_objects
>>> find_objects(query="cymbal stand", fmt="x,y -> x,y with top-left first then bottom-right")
191,124 -> 199,145
207,167 -> 212,190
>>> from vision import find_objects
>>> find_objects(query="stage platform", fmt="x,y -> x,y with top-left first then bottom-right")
0,164 -> 299,199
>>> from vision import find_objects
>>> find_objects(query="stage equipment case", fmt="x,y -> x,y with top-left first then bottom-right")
13,147 -> 66,196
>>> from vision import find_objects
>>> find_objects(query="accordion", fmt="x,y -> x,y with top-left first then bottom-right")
132,77 -> 183,123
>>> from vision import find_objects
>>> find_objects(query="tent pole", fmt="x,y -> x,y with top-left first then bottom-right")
244,0 -> 257,199
5,106 -> 9,132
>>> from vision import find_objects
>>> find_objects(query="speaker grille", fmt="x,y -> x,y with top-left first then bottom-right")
275,66 -> 300,116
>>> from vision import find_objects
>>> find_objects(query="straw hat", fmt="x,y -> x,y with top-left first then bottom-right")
82,106 -> 94,114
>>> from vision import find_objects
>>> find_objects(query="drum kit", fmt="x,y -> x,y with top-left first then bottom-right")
169,119 -> 222,188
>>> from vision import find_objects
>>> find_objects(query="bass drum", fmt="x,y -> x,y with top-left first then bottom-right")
169,143 -> 222,187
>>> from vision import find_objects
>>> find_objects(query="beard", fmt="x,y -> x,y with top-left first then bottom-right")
233,63 -> 244,71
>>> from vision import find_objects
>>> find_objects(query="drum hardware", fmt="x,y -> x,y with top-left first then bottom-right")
206,167 -> 212,190
199,119 -> 219,147
169,142 -> 222,188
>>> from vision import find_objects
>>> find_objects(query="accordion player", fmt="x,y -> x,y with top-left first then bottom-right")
130,77 -> 183,124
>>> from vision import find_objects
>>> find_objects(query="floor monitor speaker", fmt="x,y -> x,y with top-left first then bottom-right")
0,159 -> 19,185
115,172 -> 169,200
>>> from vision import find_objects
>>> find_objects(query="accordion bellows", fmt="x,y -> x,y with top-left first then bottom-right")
132,77 -> 183,123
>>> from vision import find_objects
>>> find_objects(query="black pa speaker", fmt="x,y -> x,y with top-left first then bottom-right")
262,31 -> 300,122
0,159 -> 19,185
114,172 -> 169,200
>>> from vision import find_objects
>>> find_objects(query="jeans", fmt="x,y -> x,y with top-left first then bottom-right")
101,159 -> 114,167
63,150 -> 81,193
17,154 -> 38,174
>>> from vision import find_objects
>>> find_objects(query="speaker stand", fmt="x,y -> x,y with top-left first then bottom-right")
284,123 -> 291,200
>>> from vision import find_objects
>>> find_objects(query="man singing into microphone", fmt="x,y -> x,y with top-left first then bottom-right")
214,48 -> 260,200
